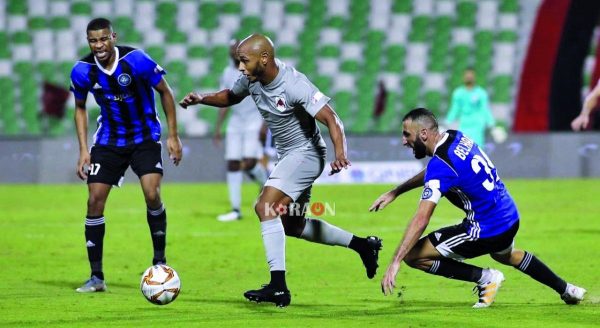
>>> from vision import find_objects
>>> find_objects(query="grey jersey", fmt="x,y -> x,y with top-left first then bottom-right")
231,59 -> 330,158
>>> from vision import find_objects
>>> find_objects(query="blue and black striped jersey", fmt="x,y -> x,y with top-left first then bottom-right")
70,46 -> 166,147
421,130 -> 520,238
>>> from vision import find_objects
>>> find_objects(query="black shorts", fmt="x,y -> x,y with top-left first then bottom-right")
87,141 -> 163,186
427,221 -> 519,260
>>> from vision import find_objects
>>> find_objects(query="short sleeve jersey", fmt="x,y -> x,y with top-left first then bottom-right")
70,46 -> 166,147
230,59 -> 330,158
421,130 -> 519,238
219,65 -> 263,131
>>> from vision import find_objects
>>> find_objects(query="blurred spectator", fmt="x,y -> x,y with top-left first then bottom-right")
42,82 -> 70,119
571,79 -> 600,131
373,80 -> 387,119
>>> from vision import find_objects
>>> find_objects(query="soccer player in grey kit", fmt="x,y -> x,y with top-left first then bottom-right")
180,34 -> 382,307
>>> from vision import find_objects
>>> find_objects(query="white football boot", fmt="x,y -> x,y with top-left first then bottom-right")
472,269 -> 504,308
76,275 -> 106,293
561,283 -> 586,305
217,210 -> 241,222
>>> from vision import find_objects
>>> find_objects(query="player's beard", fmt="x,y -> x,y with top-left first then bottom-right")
413,137 -> 427,159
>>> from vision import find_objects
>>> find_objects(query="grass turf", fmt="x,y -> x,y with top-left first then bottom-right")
1,180 -> 598,327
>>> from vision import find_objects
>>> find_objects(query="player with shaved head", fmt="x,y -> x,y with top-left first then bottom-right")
181,34 -> 382,307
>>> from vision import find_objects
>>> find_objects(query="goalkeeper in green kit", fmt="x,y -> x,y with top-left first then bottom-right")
446,68 -> 496,146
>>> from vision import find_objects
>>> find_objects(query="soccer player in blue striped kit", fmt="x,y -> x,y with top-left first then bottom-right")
71,18 -> 182,292
370,108 -> 585,308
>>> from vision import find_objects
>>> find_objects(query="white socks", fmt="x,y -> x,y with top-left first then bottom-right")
299,218 -> 353,247
248,164 -> 268,184
226,171 -> 243,211
261,217 -> 286,271
228,165 -> 266,211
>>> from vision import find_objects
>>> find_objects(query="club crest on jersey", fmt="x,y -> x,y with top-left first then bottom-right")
275,96 -> 287,112
421,187 -> 433,200
117,73 -> 131,86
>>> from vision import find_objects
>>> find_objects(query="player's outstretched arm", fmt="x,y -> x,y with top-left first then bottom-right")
369,169 -> 426,212
74,98 -> 90,180
155,78 -> 182,166
179,89 -> 243,109
572,80 -> 600,131
381,200 -> 435,296
314,104 -> 351,175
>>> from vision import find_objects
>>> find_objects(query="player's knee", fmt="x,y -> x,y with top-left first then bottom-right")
404,258 -> 432,271
492,249 -> 524,266
143,189 -> 161,208
87,194 -> 107,213
254,201 -> 270,220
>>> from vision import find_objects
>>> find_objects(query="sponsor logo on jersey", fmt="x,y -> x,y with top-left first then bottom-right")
105,92 -> 133,102
435,232 -> 442,241
92,82 -> 102,89
421,187 -> 433,200
117,73 -> 132,86
154,64 -> 164,74
275,96 -> 287,112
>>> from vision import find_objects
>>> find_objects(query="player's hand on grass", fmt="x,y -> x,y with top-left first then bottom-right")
329,155 -> 351,175
76,152 -> 91,180
571,114 -> 590,131
167,135 -> 183,166
381,261 -> 400,296
369,190 -> 396,212
179,92 -> 202,109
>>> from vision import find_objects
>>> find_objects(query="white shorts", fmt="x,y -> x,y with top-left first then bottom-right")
225,129 -> 262,160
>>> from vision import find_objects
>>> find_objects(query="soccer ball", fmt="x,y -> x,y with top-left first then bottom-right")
140,264 -> 181,305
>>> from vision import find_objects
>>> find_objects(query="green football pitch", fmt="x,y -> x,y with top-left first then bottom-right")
1,180 -> 598,327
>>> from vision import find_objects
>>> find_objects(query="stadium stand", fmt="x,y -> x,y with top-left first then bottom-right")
0,0 -> 533,136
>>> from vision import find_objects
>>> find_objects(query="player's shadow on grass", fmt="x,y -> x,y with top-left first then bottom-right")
35,279 -> 135,290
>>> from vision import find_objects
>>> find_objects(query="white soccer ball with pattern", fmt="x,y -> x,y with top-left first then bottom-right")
140,264 -> 181,305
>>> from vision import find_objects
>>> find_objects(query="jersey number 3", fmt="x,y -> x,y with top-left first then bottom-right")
471,153 -> 497,191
